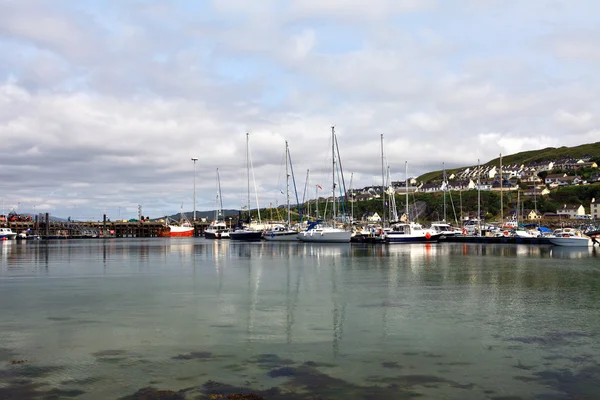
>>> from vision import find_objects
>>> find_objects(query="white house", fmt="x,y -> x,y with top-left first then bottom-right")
556,204 -> 585,219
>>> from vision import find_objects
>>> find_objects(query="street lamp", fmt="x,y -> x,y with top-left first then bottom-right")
191,157 -> 198,222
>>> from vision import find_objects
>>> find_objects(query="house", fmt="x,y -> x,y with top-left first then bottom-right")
557,175 -> 581,186
363,212 -> 382,222
522,186 -> 550,196
447,179 -> 475,191
591,198 -> 600,220
545,173 -> 566,185
522,209 -> 542,221
418,183 -> 442,193
556,204 -> 586,219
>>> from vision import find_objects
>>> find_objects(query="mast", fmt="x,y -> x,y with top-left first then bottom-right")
517,190 -> 521,227
477,159 -> 481,236
217,168 -> 224,220
500,153 -> 503,226
332,126 -> 336,221
381,134 -> 385,227
246,132 -> 250,222
303,169 -> 310,220
405,161 -> 409,222
387,165 -> 398,222
349,172 -> 354,223
443,162 -> 446,222
286,140 -> 291,226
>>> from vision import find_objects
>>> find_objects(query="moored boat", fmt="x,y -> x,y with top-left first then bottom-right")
297,222 -> 351,243
548,228 -> 594,247
386,222 -> 441,243
0,227 -> 17,240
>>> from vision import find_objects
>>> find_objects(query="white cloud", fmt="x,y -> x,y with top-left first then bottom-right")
1,0 -> 599,219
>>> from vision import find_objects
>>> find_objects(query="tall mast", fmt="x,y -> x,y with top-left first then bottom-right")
477,159 -> 481,236
332,126 -> 336,221
381,133 -> 385,227
286,140 -> 291,226
405,161 -> 409,222
443,162 -> 446,222
217,168 -> 224,220
246,132 -> 250,221
303,169 -> 310,220
349,172 -> 354,223
500,153 -> 503,226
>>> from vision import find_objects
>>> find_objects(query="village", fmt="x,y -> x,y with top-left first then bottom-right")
347,156 -> 600,224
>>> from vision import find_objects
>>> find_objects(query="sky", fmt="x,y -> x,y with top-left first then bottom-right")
1,0 -> 599,221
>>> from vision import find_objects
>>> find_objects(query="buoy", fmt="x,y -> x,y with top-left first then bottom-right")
425,232 -> 431,240
504,230 -> 509,237
462,228 -> 467,235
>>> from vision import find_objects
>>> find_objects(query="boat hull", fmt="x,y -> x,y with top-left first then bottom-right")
204,230 -> 230,239
548,237 -> 593,247
229,230 -> 263,241
167,226 -> 194,237
263,231 -> 299,241
297,230 -> 351,243
386,233 -> 441,243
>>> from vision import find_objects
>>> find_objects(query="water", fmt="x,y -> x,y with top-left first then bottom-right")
1,239 -> 599,399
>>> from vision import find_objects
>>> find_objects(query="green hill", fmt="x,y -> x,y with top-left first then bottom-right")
418,141 -> 600,183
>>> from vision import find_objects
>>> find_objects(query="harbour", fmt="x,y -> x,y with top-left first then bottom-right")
1,239 -> 598,399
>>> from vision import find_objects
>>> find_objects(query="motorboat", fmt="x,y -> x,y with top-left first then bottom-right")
386,222 -> 441,243
547,228 -> 594,247
204,221 -> 230,239
0,227 -> 17,240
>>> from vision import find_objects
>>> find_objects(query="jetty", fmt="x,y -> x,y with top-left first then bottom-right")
4,214 -> 209,239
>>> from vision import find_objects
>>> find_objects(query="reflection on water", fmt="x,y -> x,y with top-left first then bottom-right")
0,239 -> 599,399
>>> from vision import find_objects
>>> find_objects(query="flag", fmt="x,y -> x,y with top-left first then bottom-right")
317,185 -> 322,189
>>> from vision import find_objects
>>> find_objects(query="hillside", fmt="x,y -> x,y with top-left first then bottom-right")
417,141 -> 600,183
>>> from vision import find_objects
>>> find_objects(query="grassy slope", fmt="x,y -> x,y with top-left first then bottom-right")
417,141 -> 600,183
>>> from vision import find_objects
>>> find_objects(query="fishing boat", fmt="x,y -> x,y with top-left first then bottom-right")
297,127 -> 351,243
230,133 -> 264,242
264,140 -> 301,241
160,207 -> 194,237
204,168 -> 230,239
547,228 -> 594,247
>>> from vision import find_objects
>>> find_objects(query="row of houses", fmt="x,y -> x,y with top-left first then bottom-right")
453,158 -> 597,182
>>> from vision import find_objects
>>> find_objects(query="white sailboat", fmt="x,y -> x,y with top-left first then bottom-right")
297,126 -> 351,243
204,168 -> 230,239
230,133 -> 263,241
264,140 -> 300,241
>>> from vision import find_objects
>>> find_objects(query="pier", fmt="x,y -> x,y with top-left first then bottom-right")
3,214 -> 209,239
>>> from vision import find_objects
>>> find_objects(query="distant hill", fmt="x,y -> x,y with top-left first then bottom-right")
418,141 -> 600,183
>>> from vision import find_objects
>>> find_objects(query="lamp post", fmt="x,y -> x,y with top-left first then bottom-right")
191,157 -> 198,222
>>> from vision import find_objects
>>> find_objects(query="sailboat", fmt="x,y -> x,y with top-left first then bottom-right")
387,162 -> 440,243
204,168 -> 230,239
264,141 -> 300,241
297,126 -> 352,243
230,133 -> 263,241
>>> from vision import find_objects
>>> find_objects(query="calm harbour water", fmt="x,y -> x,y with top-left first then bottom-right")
1,239 -> 599,399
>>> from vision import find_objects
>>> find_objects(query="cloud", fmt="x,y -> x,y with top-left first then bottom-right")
1,0 -> 599,219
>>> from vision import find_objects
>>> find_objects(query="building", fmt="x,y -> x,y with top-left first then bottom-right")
592,199 -> 600,220
556,204 -> 586,219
